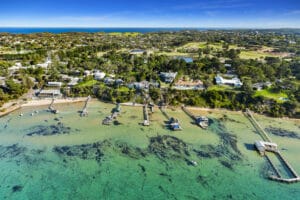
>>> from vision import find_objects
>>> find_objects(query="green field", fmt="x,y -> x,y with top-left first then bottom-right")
254,88 -> 288,102
181,42 -> 238,50
77,79 -> 98,87
239,51 -> 275,59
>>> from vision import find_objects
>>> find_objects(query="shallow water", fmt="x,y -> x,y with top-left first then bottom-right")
0,101 -> 299,199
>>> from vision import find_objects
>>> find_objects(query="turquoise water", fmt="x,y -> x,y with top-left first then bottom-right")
0,101 -> 299,199
0,28 -> 207,34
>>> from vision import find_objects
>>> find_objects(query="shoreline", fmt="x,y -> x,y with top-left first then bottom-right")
1,98 -> 300,122
0,97 -> 87,117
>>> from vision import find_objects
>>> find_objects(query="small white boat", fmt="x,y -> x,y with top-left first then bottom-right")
31,113 -> 34,116
19,113 -> 23,117
191,160 -> 198,166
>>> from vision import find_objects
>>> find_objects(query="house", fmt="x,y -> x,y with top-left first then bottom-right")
128,81 -> 150,90
94,71 -> 106,80
176,56 -> 193,63
160,72 -> 178,83
215,75 -> 243,87
68,77 -> 80,87
173,79 -> 204,90
224,63 -> 232,68
130,49 -> 146,55
0,77 -> 6,86
252,82 -> 272,91
255,141 -> 278,156
47,82 -> 63,87
84,70 -> 92,76
38,89 -> 62,98
104,78 -> 115,85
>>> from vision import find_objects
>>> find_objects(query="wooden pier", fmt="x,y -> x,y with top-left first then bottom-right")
181,106 -> 208,129
80,96 -> 91,117
142,104 -> 150,126
247,108 -> 300,183
245,109 -> 272,142
48,98 -> 59,114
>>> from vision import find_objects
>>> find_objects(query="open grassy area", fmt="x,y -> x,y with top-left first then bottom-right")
77,79 -> 98,87
254,88 -> 288,102
156,51 -> 195,57
108,32 -> 140,37
207,85 -> 237,92
181,42 -> 238,50
239,50 -> 275,59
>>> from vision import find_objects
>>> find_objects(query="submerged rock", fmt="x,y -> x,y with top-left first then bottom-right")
26,123 -> 74,136
148,135 -> 189,159
265,127 -> 300,139
12,185 -> 23,193
53,141 -> 109,164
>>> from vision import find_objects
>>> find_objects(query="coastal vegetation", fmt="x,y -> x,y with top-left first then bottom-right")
0,30 -> 299,117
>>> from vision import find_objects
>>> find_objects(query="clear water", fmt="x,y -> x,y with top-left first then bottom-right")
0,101 -> 299,199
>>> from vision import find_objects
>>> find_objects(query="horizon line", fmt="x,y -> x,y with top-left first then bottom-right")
0,26 -> 300,29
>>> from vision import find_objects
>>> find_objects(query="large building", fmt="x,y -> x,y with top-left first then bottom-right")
173,79 -> 204,90
215,75 -> 243,87
160,72 -> 178,83
94,71 -> 106,80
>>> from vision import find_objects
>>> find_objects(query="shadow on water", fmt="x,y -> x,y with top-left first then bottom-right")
244,143 -> 255,151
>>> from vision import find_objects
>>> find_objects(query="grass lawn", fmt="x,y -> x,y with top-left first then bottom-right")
156,51 -> 195,57
181,42 -> 238,50
254,88 -> 288,102
78,79 -> 98,87
239,50 -> 275,59
207,85 -> 236,92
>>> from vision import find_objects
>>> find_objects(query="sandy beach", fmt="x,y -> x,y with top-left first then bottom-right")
0,97 -> 87,117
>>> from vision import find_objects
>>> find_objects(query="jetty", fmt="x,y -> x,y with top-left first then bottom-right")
102,103 -> 121,125
48,98 -> 59,114
181,106 -> 209,129
142,104 -> 150,126
247,109 -> 300,183
80,96 -> 91,117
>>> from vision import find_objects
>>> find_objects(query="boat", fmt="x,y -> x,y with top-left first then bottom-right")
169,118 -> 182,131
19,113 -> 23,117
196,116 -> 209,129
102,116 -> 113,125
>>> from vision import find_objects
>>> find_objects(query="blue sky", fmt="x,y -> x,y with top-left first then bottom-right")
0,0 -> 300,28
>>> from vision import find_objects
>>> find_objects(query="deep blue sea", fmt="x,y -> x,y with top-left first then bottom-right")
0,27 -> 209,34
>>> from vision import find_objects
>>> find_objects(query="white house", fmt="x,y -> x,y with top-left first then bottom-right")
129,49 -> 146,55
160,72 -> 178,83
47,82 -> 63,87
94,71 -> 106,80
68,77 -> 80,87
215,75 -> 243,87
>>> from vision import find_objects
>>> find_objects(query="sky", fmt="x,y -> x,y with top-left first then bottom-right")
0,0 -> 300,28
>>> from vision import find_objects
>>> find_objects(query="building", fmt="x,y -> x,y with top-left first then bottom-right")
94,71 -> 106,80
130,49 -> 146,55
252,82 -> 272,91
0,77 -> 6,86
47,82 -> 63,87
38,89 -> 62,98
254,141 -> 278,156
160,72 -> 178,83
128,81 -> 150,90
215,75 -> 243,87
173,79 -> 204,90
67,77 -> 80,87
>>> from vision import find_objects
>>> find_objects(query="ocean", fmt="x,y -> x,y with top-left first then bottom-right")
0,101 -> 299,199
0,27 -> 208,34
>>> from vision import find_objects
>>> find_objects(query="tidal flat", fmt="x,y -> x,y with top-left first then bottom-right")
0,100 -> 299,200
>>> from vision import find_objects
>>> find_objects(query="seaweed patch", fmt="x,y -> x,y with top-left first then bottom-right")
53,141 -> 109,164
26,122 -> 78,136
194,119 -> 242,170
12,185 -> 23,193
148,135 -> 190,160
265,127 -> 300,139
